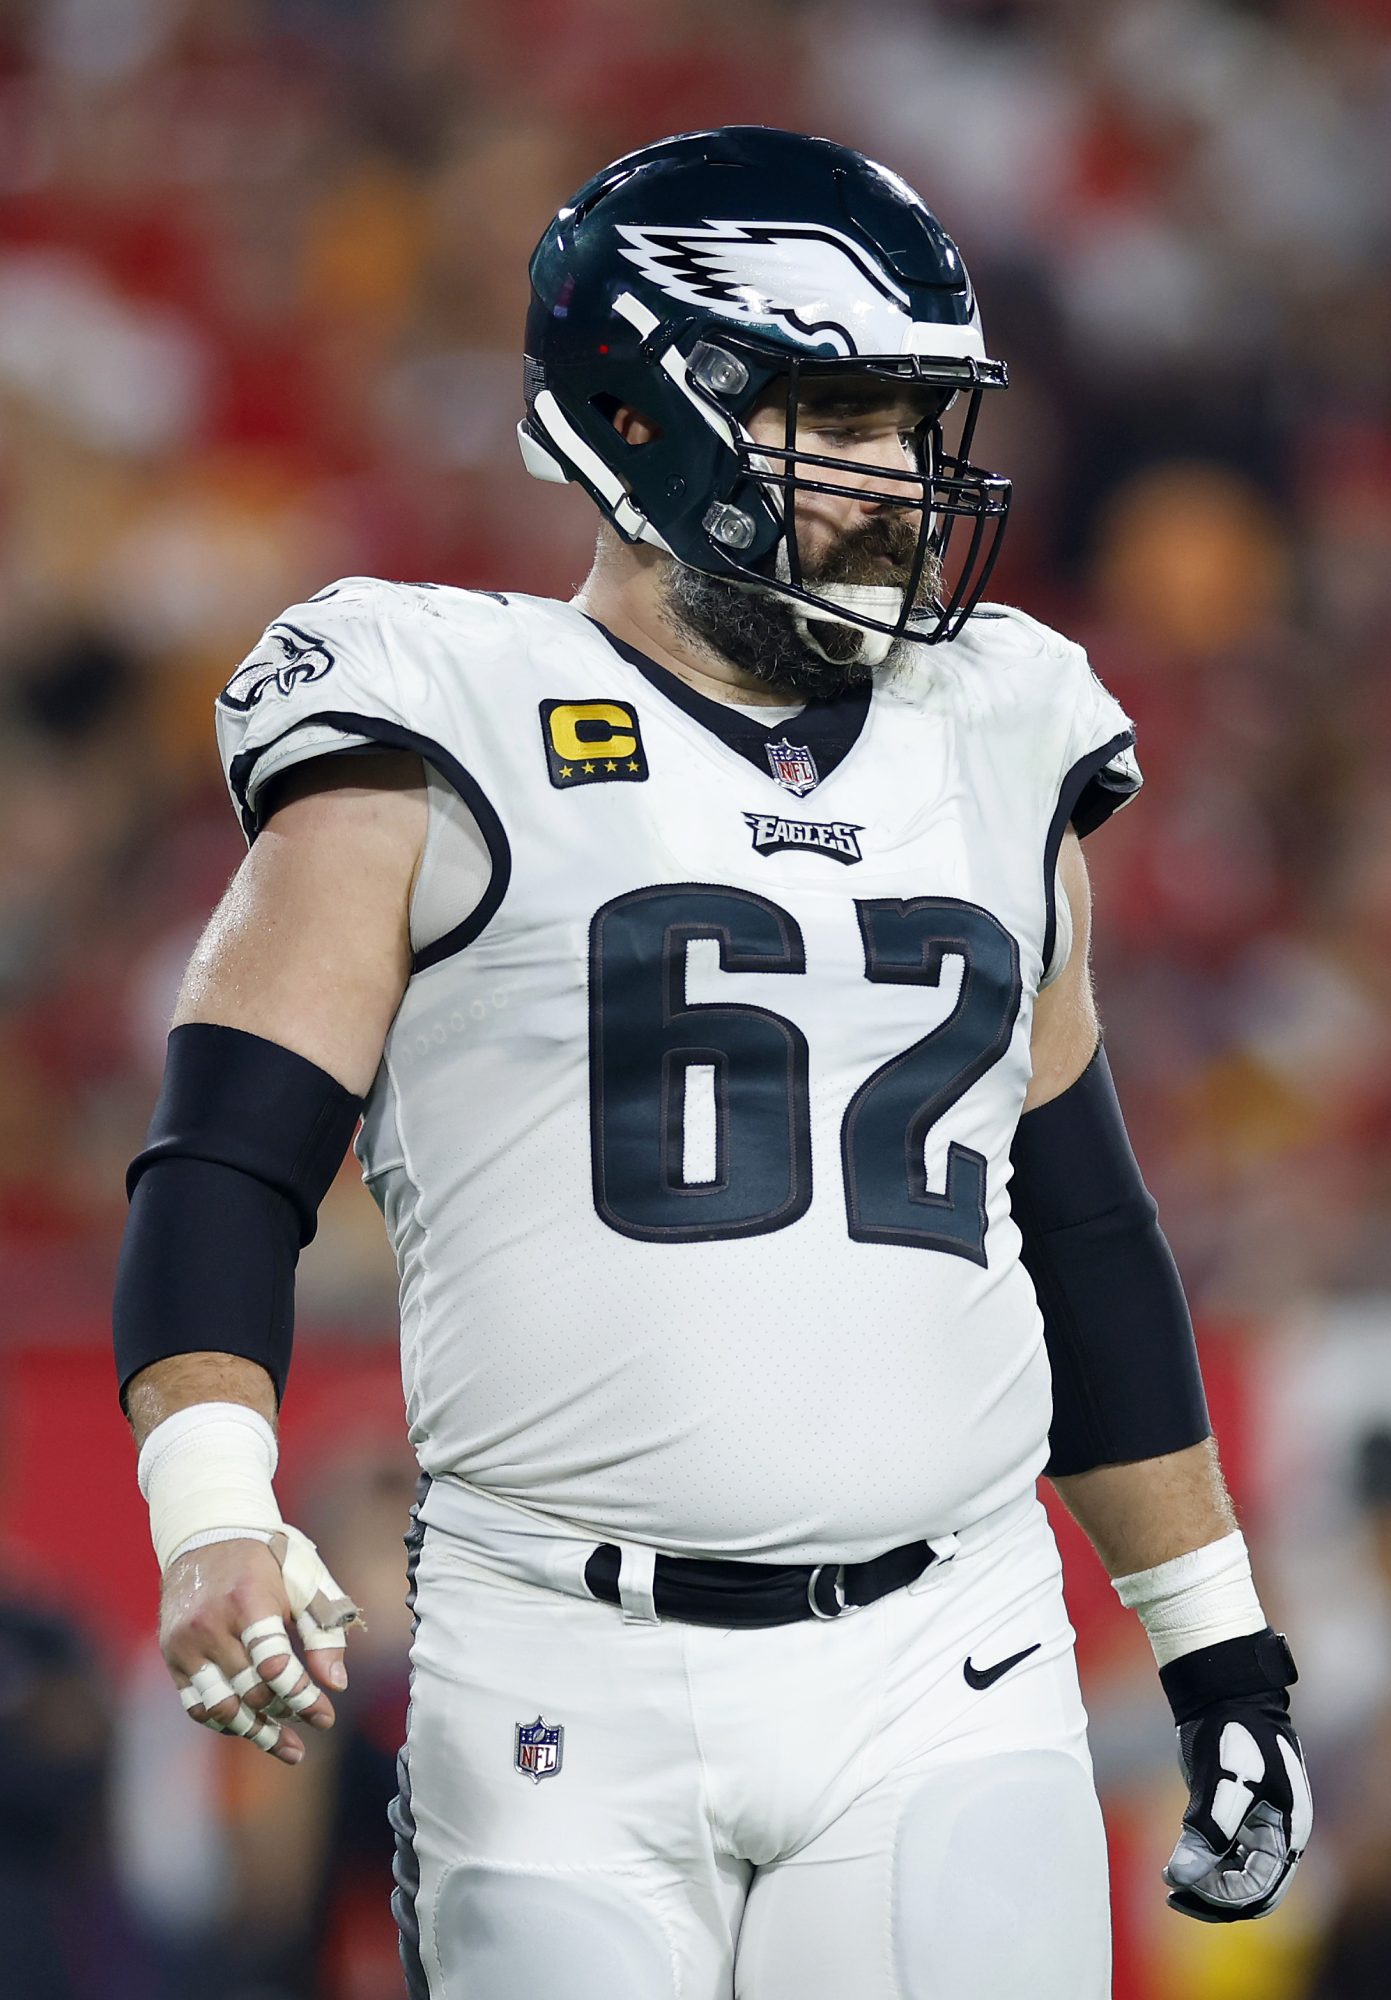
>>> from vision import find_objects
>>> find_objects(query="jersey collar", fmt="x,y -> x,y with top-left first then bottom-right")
585,617 -> 872,791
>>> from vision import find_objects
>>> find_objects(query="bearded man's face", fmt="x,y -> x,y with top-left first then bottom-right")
660,379 -> 944,697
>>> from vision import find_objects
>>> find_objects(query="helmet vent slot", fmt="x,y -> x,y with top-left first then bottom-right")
590,393 -> 661,447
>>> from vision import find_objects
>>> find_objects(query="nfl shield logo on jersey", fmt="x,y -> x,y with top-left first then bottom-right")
765,738 -> 819,796
514,1715 -> 564,1783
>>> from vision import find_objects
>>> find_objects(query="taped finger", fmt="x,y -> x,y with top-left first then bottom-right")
249,1713 -> 283,1754
189,1663 -> 237,1713
237,1613 -> 327,1718
275,1680 -> 324,1717
296,1609 -> 349,1654
220,1701 -> 283,1754
242,1615 -> 294,1671
230,1666 -> 264,1701
275,1527 -> 362,1632
258,1656 -> 306,1700
259,1663 -> 320,1714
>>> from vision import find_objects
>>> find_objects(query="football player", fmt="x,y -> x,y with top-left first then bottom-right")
115,128 -> 1311,1998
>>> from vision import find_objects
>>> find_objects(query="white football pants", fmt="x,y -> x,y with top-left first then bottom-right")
393,1491 -> 1110,1999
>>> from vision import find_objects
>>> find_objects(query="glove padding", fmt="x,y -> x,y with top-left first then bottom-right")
1160,1629 -> 1312,1923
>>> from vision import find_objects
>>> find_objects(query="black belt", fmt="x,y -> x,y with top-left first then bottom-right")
583,1537 -> 935,1628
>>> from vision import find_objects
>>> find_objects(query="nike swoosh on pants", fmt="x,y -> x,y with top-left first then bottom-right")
963,1642 -> 1042,1691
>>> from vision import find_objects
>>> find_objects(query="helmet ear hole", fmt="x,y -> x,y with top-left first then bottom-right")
593,395 -> 663,447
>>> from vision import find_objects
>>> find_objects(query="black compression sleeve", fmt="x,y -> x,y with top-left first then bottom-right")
126,1022 -> 362,1239
1010,1044 -> 1211,1477
113,1024 -> 363,1408
115,1158 -> 301,1406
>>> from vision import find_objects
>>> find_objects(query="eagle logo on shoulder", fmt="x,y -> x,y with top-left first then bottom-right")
615,220 -> 913,357
219,622 -> 336,712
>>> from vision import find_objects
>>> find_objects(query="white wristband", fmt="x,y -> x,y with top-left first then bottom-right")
1112,1529 -> 1267,1669
137,1402 -> 284,1572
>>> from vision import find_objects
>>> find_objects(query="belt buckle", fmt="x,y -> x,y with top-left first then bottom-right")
807,1563 -> 850,1620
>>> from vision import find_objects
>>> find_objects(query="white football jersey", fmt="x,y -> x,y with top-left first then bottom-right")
215,579 -> 1139,1563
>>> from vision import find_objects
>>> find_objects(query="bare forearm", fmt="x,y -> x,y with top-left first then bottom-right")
124,1352 -> 278,1451
1050,1437 -> 1236,1578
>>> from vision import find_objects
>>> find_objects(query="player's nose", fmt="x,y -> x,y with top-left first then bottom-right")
845,439 -> 920,527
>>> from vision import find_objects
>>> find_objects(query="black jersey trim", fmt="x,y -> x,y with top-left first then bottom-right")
228,717 -> 374,842
227,711 -> 511,973
389,1475 -> 430,2000
1042,729 -> 1138,976
583,616 -> 872,790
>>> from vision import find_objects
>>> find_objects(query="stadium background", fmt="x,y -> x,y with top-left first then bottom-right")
1,0 -> 1389,1994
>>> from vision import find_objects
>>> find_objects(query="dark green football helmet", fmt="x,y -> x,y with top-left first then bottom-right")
520,126 -> 1010,654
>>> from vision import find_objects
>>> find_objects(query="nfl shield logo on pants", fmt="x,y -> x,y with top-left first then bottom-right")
765,737 -> 819,797
514,1715 -> 564,1783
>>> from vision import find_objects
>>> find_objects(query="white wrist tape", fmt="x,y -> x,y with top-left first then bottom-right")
138,1403 -> 363,1649
137,1402 -> 283,1572
1112,1529 -> 1267,1669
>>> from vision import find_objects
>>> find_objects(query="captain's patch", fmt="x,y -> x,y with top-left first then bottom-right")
743,811 -> 863,863
541,700 -> 648,787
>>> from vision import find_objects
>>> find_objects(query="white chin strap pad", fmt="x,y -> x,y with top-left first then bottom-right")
791,582 -> 902,667
763,545 -> 901,666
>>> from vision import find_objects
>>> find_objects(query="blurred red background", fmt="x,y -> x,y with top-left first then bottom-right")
2,2 -> 1390,1997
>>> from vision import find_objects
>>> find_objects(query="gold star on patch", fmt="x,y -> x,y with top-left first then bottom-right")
540,700 -> 649,789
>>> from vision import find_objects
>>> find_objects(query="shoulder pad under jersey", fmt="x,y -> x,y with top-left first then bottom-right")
950,600 -> 1141,837
213,577 -> 516,838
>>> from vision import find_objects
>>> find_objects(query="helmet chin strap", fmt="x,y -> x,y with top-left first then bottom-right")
769,546 -> 902,667
790,583 -> 901,667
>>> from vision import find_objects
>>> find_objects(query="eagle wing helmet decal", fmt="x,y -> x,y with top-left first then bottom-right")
523,130 -> 1009,641
615,220 -> 917,357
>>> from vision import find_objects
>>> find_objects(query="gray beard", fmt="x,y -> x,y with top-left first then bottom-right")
659,545 -> 940,701
658,568 -> 880,700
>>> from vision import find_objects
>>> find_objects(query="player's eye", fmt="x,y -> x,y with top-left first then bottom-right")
810,418 -> 894,442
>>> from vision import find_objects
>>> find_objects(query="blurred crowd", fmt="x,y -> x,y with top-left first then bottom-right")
1,0 -> 1389,1996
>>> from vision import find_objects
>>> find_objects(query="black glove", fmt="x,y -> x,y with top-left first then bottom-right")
1158,1627 -> 1312,1923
